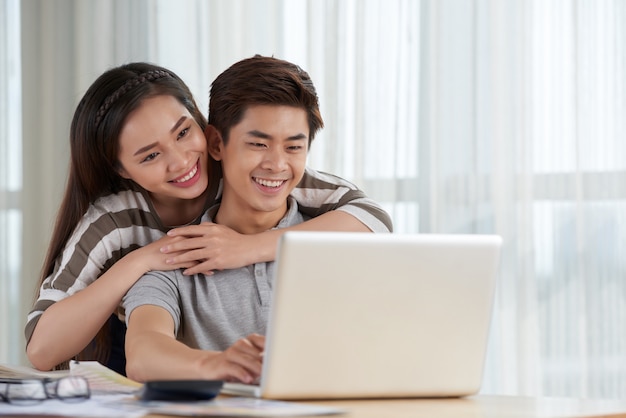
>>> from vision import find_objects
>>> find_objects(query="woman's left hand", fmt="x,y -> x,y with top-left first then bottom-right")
161,222 -> 261,275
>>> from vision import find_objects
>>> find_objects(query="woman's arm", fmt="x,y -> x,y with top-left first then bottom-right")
26,235 -> 192,371
241,210 -> 372,264
125,305 -> 264,383
291,167 -> 393,233
164,167 -> 392,275
166,211 -> 370,275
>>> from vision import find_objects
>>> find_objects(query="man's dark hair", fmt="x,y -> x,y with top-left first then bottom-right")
209,55 -> 324,145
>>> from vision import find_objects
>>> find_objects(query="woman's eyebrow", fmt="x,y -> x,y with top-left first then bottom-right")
170,116 -> 187,134
132,116 -> 188,156
133,142 -> 158,156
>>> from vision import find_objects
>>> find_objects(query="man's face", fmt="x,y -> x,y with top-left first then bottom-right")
210,104 -> 309,232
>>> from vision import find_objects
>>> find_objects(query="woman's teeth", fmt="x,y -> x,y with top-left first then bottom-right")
174,165 -> 198,183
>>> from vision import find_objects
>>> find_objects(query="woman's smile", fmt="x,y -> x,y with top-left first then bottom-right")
171,160 -> 201,187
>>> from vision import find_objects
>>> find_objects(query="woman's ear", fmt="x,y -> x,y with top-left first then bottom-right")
116,163 -> 131,179
205,125 -> 224,161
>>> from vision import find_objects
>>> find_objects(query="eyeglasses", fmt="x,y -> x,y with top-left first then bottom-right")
0,376 -> 90,405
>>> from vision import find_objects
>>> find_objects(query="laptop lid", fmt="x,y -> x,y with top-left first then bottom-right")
224,232 -> 502,400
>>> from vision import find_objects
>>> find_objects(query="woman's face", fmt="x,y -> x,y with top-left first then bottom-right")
117,95 -> 209,205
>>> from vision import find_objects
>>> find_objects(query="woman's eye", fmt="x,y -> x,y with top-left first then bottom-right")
177,127 -> 189,140
141,152 -> 159,163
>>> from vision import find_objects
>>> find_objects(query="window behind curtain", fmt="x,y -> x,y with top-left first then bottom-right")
0,0 -> 22,364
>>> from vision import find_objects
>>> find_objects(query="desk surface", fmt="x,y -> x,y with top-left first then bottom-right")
186,395 -> 626,418
296,395 -> 626,418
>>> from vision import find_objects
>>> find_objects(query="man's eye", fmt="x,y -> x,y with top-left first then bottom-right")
249,142 -> 267,148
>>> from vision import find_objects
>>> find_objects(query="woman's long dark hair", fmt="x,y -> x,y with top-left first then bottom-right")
36,63 -> 208,368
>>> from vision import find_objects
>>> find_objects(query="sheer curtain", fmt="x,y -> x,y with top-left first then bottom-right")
301,0 -> 626,398
2,0 -> 625,398
0,0 -> 22,365
453,0 -> 625,397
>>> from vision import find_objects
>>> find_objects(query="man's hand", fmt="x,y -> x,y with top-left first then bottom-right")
201,334 -> 266,384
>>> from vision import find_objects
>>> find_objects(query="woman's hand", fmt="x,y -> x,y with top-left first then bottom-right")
161,222 -> 262,275
131,234 -> 198,274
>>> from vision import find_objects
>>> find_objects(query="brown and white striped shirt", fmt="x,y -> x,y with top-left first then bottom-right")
25,167 -> 392,343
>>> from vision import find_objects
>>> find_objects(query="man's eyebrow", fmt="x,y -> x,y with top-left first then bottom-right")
287,133 -> 307,141
246,130 -> 307,141
247,130 -> 271,139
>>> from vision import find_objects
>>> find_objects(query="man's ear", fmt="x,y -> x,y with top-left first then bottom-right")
205,125 -> 224,161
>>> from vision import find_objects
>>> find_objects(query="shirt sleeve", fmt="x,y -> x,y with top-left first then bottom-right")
291,167 -> 393,232
24,191 -> 164,344
122,271 -> 183,335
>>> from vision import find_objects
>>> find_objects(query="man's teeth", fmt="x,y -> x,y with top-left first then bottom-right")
256,178 -> 284,188
174,165 -> 198,183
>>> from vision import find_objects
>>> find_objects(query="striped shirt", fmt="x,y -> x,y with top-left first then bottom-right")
25,167 -> 392,343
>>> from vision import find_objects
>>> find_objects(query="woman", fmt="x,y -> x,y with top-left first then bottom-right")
25,62 -> 392,374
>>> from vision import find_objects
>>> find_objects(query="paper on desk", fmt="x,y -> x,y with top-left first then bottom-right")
0,360 -> 141,395
0,363 -> 68,380
107,396 -> 345,417
0,393 -> 145,417
69,360 -> 142,394
0,362 -> 144,416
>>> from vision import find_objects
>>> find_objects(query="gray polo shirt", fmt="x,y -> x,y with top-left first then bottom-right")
122,196 -> 309,351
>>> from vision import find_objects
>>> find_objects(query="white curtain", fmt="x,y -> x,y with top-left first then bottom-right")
2,0 -> 625,398
0,0 -> 22,366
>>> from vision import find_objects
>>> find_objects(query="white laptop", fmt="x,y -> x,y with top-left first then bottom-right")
222,231 -> 502,400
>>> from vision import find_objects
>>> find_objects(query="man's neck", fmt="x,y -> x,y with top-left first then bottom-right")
214,202 -> 288,234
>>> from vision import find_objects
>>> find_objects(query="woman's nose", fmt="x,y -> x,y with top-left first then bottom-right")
167,145 -> 190,171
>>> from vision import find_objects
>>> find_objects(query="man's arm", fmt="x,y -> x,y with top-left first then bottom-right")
125,305 -> 264,383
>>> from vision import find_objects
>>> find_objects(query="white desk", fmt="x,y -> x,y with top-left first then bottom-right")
246,395 -> 626,418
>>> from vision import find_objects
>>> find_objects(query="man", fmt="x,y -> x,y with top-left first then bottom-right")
122,55 -> 328,383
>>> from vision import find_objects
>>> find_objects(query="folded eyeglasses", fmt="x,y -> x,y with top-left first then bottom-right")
0,376 -> 90,405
